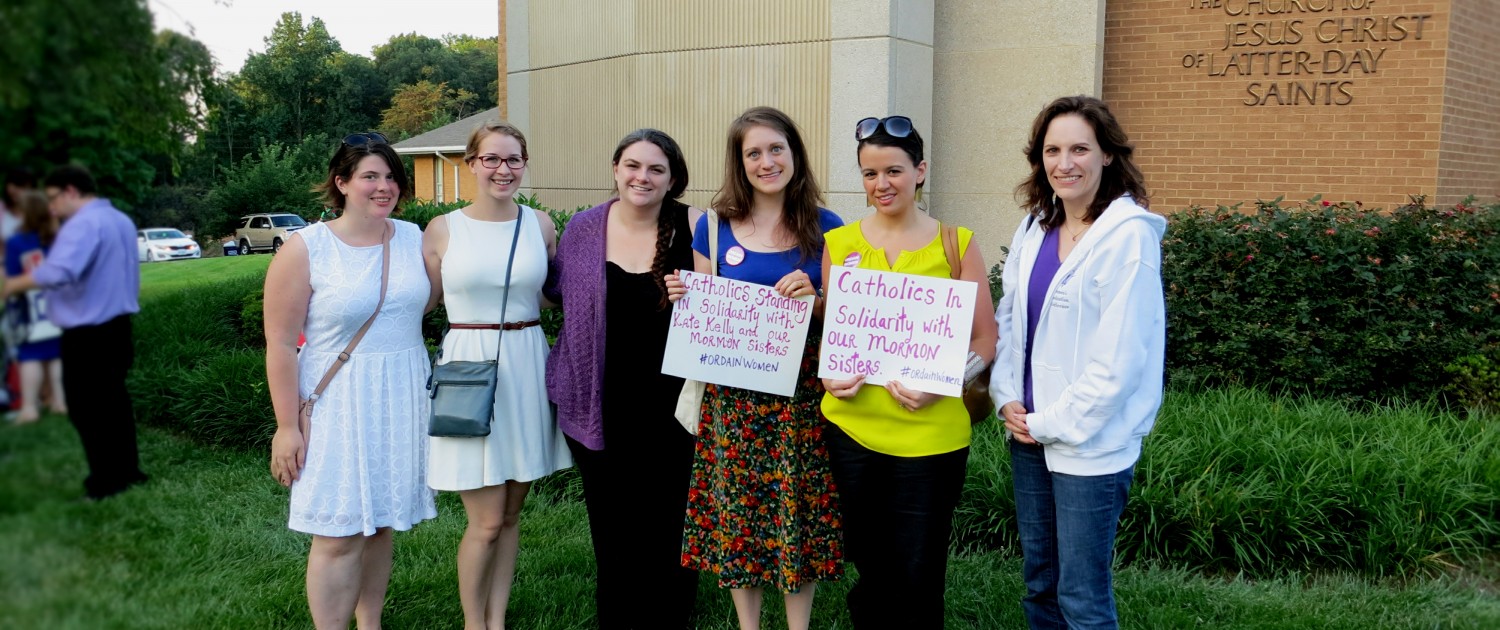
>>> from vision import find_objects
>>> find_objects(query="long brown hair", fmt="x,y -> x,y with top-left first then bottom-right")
710,106 -> 825,263
15,190 -> 56,247
1015,95 -> 1149,229
611,129 -> 689,310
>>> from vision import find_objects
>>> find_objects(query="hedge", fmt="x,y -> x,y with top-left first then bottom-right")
1155,196 -> 1499,404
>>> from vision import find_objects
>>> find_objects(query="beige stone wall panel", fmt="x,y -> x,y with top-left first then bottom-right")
525,0 -> 830,70
932,0 -> 1106,254
521,41 -> 831,211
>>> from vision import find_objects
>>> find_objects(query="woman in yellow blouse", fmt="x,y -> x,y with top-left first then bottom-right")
819,116 -> 998,629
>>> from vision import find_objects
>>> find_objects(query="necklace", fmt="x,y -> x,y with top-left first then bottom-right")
1063,221 -> 1091,242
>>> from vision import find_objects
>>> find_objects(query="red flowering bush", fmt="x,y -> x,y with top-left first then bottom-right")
1162,195 -> 1500,402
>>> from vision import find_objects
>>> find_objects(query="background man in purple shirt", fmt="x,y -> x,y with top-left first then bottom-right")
4,164 -> 145,500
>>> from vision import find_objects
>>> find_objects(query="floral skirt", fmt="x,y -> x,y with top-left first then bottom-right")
680,330 -> 844,591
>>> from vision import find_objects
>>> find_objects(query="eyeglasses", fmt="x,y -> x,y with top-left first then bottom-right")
472,155 -> 527,170
342,132 -> 389,148
855,116 -> 914,141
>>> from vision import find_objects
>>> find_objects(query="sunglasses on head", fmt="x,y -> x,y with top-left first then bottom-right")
342,132 -> 389,148
855,116 -> 914,141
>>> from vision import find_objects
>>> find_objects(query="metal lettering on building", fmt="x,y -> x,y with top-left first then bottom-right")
1182,0 -> 1435,106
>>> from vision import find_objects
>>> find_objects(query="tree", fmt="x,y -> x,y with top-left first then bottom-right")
375,33 -> 498,111
0,0 -> 203,205
381,81 -> 476,140
206,135 -> 330,236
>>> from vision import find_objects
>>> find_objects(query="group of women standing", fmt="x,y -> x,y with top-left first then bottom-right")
264,94 -> 1166,630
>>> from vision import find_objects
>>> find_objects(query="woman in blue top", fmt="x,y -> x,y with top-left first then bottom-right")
668,106 -> 844,630
4,190 -> 64,424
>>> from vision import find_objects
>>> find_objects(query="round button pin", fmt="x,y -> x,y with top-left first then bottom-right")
843,251 -> 862,267
724,245 -> 746,266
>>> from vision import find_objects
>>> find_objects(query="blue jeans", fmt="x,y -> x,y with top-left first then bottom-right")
1009,440 -> 1133,630
827,424 -> 969,630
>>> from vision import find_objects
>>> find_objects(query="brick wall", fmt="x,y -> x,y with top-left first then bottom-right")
1103,1 -> 1452,212
1437,0 -> 1500,204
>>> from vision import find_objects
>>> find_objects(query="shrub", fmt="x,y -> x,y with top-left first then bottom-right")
1445,347 -> 1500,412
955,388 -> 1500,578
131,274 -> 272,448
1164,196 -> 1497,401
401,198 -> 470,230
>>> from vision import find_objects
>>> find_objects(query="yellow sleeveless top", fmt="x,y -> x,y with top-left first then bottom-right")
820,220 -> 974,457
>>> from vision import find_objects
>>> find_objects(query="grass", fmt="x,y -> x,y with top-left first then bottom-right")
957,389 -> 1500,578
138,254 -> 270,301
1,418 -> 1497,629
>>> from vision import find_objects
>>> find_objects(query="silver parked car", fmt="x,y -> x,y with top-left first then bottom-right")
234,213 -> 308,254
137,228 -> 201,262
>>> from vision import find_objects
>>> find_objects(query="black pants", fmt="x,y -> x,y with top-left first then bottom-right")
826,423 -> 969,630
60,314 -> 146,499
568,429 -> 698,630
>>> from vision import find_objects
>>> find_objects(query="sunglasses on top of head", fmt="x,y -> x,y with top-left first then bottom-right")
342,132 -> 389,148
855,116 -> 914,141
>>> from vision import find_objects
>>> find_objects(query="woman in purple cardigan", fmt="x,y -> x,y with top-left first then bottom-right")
544,128 -> 704,629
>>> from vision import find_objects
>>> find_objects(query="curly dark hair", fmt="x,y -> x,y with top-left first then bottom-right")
1015,95 -> 1148,229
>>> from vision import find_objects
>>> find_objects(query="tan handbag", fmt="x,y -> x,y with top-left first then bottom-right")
673,209 -> 719,434
941,223 -> 994,423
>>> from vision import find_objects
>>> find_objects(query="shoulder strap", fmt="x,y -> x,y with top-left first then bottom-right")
941,222 -> 962,280
707,209 -> 720,275
493,207 -> 526,362
306,221 -> 392,405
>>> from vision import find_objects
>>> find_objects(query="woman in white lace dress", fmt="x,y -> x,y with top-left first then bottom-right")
422,120 -> 572,629
266,133 -> 437,630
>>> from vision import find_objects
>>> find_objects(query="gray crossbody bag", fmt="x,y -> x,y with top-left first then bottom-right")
427,210 -> 526,437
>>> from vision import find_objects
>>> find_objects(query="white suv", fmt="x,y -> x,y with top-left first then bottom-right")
235,213 -> 308,254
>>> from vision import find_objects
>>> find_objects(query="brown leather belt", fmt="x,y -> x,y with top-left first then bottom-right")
450,320 -> 541,330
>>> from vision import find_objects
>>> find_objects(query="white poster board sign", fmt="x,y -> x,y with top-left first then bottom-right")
818,266 -> 976,397
661,271 -> 815,397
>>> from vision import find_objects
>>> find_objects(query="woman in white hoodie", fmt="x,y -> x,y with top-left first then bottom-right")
991,95 -> 1166,630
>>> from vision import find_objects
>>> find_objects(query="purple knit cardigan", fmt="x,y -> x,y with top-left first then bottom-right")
544,199 -> 612,450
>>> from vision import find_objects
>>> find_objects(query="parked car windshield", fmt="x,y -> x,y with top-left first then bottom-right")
271,215 -> 308,228
146,229 -> 187,240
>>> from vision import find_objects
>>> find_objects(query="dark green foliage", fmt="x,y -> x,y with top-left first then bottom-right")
0,0 -> 211,204
1162,196 -> 1499,400
239,290 -> 265,347
401,198 -> 471,231
129,184 -> 216,234
955,388 -> 1500,578
205,137 -> 329,235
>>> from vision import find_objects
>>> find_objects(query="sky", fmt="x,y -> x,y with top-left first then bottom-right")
148,0 -> 500,74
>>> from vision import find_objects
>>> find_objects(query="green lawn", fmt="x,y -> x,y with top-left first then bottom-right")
1,419 -> 1496,629
138,254 -> 270,301
0,252 -> 1494,628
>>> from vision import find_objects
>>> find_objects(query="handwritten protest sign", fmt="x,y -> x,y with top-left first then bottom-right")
818,266 -> 976,397
662,271 -> 815,396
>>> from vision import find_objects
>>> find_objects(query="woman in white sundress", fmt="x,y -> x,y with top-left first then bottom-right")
422,119 -> 572,629
266,132 -> 437,630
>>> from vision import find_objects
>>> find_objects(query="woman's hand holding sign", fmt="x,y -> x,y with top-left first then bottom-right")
774,269 -> 816,298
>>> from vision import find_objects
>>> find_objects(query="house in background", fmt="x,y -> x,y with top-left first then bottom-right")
391,107 -> 500,203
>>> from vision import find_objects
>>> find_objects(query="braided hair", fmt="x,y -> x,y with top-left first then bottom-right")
611,129 -> 690,310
